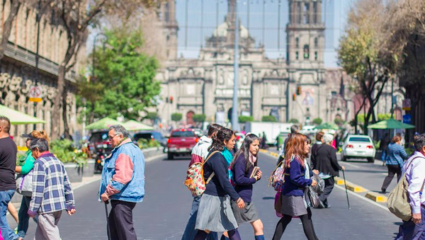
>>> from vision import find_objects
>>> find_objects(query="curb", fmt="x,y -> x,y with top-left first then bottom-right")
334,177 -> 366,193
365,192 -> 388,203
259,149 -> 279,158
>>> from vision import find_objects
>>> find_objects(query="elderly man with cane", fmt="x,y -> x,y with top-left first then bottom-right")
99,125 -> 145,240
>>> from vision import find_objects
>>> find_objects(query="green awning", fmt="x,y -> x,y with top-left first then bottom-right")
123,120 -> 154,131
86,117 -> 121,130
367,118 -> 415,129
0,104 -> 45,125
314,122 -> 339,130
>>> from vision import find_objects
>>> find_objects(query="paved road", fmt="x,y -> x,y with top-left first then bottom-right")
10,153 -> 400,239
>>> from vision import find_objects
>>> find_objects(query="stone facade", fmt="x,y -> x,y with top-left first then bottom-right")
0,2 -> 82,145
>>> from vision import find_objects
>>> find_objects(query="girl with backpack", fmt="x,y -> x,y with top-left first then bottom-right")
272,134 -> 319,240
195,128 -> 245,240
230,133 -> 265,240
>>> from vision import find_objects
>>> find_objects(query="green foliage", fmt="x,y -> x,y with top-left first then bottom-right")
80,28 -> 161,120
312,117 -> 323,125
50,140 -> 88,167
262,116 -> 277,122
288,118 -> 299,124
146,112 -> 158,120
238,116 -> 254,123
137,139 -> 161,149
171,113 -> 182,122
334,118 -> 344,126
377,113 -> 392,121
192,114 -> 206,123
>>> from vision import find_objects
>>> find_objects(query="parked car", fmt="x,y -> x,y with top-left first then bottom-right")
133,131 -> 168,148
341,135 -> 376,163
167,129 -> 198,159
88,131 -> 113,172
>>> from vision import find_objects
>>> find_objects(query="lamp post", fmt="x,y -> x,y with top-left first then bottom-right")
231,1 -> 240,131
32,0 -> 41,130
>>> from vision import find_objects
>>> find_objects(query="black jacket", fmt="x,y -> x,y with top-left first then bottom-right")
311,143 -> 342,177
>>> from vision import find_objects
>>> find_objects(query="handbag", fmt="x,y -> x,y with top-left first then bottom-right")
16,170 -> 33,197
307,186 -> 324,208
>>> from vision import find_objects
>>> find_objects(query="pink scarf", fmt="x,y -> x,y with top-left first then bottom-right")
249,153 -> 257,165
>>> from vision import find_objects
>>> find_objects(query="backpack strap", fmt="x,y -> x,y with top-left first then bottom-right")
203,151 -> 219,184
405,156 -> 424,173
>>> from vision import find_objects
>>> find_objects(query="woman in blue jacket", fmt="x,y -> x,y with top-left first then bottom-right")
381,135 -> 408,193
230,133 -> 264,240
272,134 -> 319,240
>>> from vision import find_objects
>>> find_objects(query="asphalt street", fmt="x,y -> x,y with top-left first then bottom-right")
9,152 -> 401,240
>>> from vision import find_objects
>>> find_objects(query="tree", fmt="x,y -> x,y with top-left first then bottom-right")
171,113 -> 182,122
51,0 -> 161,139
288,118 -> 299,124
312,117 -> 322,125
334,118 -> 344,126
262,116 -> 277,122
192,114 -> 206,123
79,28 -> 161,121
238,116 -> 254,123
338,0 -> 396,132
0,0 -> 21,60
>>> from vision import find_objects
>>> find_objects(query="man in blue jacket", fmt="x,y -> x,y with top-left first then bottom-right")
99,125 -> 145,240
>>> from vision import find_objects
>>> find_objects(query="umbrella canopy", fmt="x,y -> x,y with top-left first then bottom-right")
124,120 -> 154,131
367,118 -> 415,129
0,104 -> 45,125
314,122 -> 339,130
86,117 -> 121,130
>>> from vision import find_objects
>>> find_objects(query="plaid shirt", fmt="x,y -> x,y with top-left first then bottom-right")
28,152 -> 75,215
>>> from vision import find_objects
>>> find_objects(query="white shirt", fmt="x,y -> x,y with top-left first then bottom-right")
403,151 -> 425,214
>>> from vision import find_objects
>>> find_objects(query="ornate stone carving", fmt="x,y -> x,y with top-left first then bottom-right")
47,87 -> 56,100
9,76 -> 22,92
0,73 -> 10,88
21,80 -> 32,94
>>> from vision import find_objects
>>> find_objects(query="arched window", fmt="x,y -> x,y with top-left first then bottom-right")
295,37 -> 299,48
314,38 -> 318,47
303,44 -> 309,59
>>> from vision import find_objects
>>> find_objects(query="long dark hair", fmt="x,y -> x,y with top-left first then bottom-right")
208,127 -> 235,152
207,123 -> 223,138
231,133 -> 260,172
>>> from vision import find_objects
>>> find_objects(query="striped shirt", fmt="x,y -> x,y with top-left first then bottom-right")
28,152 -> 75,216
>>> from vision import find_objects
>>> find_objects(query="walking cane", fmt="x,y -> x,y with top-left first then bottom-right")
104,200 -> 112,240
342,169 -> 351,209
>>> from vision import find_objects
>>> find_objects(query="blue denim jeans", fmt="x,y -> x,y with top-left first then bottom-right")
0,190 -> 20,240
17,196 -> 38,238
181,196 -> 217,240
396,206 -> 425,240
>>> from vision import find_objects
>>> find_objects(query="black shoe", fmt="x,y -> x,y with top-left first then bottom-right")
381,189 -> 386,194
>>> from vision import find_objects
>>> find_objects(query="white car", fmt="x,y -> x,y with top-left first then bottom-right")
236,133 -> 245,149
341,135 -> 376,163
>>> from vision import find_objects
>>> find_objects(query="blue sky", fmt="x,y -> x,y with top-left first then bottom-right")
174,0 -> 355,67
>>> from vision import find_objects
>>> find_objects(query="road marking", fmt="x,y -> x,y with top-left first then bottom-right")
339,162 -> 360,169
334,184 -> 389,212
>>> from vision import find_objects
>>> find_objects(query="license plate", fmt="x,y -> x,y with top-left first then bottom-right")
356,151 -> 364,154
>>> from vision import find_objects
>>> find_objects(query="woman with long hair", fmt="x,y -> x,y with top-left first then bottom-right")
195,128 -> 245,240
15,130 -> 49,238
272,134 -> 319,240
230,133 -> 265,240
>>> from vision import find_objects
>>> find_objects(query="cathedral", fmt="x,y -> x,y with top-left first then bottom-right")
155,0 -> 354,126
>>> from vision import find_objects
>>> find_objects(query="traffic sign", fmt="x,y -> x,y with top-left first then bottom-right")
402,99 -> 411,111
403,114 -> 412,124
28,86 -> 42,102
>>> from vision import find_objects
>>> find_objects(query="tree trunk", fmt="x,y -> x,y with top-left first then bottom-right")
52,64 -> 67,139
62,85 -> 71,140
0,0 -> 21,60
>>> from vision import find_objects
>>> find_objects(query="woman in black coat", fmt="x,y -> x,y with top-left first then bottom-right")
310,133 -> 345,208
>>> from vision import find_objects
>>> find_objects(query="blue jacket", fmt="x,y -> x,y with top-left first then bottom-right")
385,142 -> 407,167
99,139 -> 145,203
281,156 -> 313,196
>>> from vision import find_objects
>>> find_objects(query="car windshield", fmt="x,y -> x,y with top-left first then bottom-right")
348,137 -> 371,143
171,131 -> 195,137
89,132 -> 108,142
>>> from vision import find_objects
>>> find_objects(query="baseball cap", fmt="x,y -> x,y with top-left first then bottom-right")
21,133 -> 34,139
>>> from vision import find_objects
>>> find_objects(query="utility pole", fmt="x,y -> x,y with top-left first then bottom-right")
231,0 -> 240,131
390,77 -> 394,119
33,0 -> 41,130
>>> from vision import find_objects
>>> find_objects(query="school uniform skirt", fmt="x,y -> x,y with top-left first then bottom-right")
195,193 -> 238,232
231,201 -> 260,225
280,193 -> 308,217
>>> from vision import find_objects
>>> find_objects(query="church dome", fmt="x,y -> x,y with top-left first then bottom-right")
213,22 -> 250,38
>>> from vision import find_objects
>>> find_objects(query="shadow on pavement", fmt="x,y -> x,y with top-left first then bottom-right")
262,196 -> 275,200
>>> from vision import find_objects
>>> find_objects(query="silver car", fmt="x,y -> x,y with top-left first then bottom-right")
341,135 -> 376,163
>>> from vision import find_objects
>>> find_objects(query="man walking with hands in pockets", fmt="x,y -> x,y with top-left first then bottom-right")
396,134 -> 425,240
99,125 -> 145,240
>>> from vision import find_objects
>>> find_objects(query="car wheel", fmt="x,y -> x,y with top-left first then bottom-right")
367,157 -> 374,163
168,153 -> 174,160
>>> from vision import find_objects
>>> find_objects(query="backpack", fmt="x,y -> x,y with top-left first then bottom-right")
387,156 -> 425,221
269,160 -> 285,191
184,151 -> 219,197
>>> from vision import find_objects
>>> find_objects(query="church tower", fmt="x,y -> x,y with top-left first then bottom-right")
163,0 -> 178,60
286,0 -> 325,67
